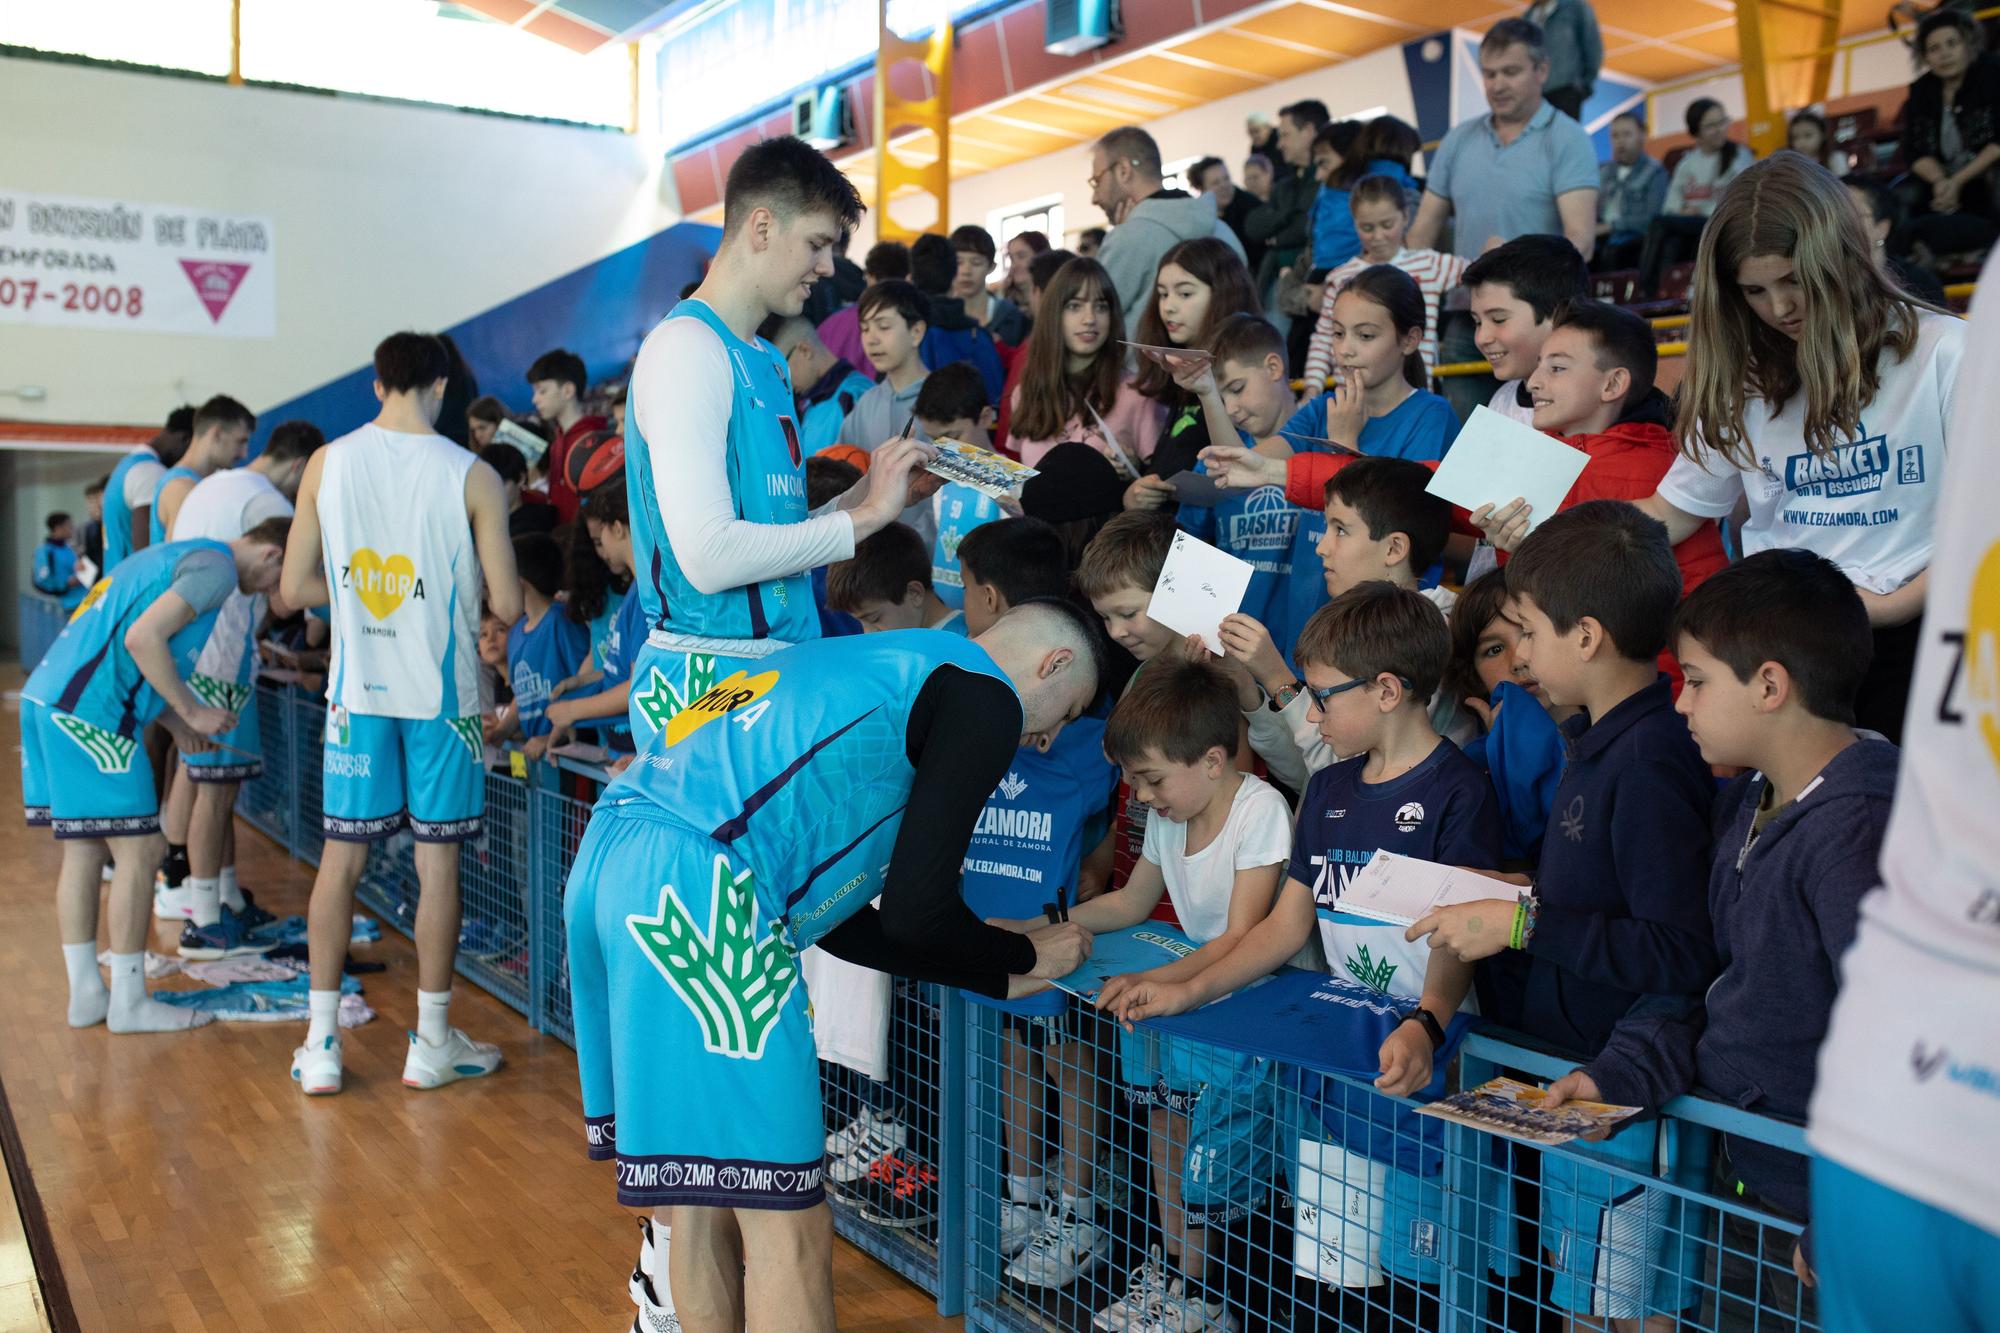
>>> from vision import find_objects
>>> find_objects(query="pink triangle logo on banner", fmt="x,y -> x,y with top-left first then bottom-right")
179,259 -> 251,323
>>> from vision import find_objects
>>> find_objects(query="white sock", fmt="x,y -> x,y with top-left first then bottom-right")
187,877 -> 222,928
417,988 -> 451,1045
306,989 -> 342,1046
63,941 -> 108,1026
107,951 -> 208,1032
108,952 -> 147,1007
218,866 -> 244,911
1059,1190 -> 1097,1222
1008,1171 -> 1049,1203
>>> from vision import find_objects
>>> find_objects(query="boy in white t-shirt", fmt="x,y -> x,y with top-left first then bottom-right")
1044,658 -> 1293,1333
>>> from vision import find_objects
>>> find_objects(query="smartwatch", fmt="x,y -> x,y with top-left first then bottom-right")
1268,680 -> 1306,712
1397,1005 -> 1447,1053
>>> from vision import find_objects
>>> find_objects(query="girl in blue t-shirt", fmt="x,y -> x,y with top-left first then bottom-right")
546,487 -> 646,753
1280,265 -> 1462,664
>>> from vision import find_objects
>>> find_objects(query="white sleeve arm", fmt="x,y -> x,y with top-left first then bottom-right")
1244,693 -> 1334,793
1655,449 -> 1747,520
124,460 -> 164,508
635,320 -> 858,597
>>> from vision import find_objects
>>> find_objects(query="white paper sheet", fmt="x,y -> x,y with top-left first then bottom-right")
1423,405 -> 1589,531
1333,850 -> 1515,927
1146,530 -> 1254,655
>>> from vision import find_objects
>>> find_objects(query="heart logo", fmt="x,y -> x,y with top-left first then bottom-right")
1972,540 -> 2000,778
347,548 -> 417,620
772,1170 -> 799,1193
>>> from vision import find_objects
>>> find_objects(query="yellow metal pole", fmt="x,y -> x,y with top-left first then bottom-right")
627,41 -> 641,136
1734,0 -> 1843,156
873,0 -> 953,242
229,0 -> 243,86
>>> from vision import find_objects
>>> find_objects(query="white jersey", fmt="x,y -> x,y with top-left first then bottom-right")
172,467 -> 295,689
1808,268 -> 2000,1235
318,424 -> 480,719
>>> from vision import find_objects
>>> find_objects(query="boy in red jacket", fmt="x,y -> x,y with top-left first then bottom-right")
1469,299 -> 1727,594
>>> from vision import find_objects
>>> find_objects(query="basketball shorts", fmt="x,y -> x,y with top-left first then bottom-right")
625,641 -> 777,745
564,800 -> 823,1211
181,673 -> 262,782
1122,1026 -> 1274,1224
19,698 -> 160,838
320,705 -> 484,843
1541,1120 -> 1712,1319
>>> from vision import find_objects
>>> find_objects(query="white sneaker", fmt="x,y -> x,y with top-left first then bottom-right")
154,885 -> 200,919
1135,1280 -> 1239,1333
401,1028 -> 502,1089
630,1216 -> 668,1306
1094,1246 -> 1171,1331
291,1034 -> 343,1095
999,1192 -> 1051,1256
1005,1199 -> 1107,1288
826,1108 -> 892,1159
826,1117 -> 908,1186
629,1272 -> 682,1333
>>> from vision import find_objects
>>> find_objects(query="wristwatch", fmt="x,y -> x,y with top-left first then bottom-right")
1397,1005 -> 1447,1053
1268,680 -> 1306,712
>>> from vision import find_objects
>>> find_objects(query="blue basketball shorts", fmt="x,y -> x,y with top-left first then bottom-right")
1812,1156 -> 2000,1333
1121,1025 -> 1273,1224
180,673 -> 262,782
19,698 -> 160,839
320,705 -> 484,843
1541,1120 -> 1711,1319
564,800 -> 822,1211
624,641 -> 777,744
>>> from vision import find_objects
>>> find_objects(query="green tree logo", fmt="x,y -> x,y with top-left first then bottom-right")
1345,943 -> 1398,993
627,854 -> 799,1059
631,654 -> 719,736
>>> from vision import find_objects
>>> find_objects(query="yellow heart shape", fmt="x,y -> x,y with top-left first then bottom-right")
1972,539 -> 2000,778
348,548 -> 417,621
664,669 -> 780,748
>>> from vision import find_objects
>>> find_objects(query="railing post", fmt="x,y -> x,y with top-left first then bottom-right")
934,987 -> 967,1317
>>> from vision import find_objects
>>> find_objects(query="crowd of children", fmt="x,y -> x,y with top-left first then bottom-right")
19,119 -> 1988,1333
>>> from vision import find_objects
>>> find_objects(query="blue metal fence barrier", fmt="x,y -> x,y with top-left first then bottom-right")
221,681 -> 1815,1330
16,591 -> 66,674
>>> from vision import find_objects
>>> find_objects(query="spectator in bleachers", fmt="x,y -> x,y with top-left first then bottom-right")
1240,152 -> 1274,204
1523,0 -> 1603,121
1076,226 -> 1105,258
1308,119 -> 1368,278
764,314 -> 873,457
911,232 -> 1007,403
466,395 -> 506,450
1788,110 -> 1855,175
1638,153 -> 1963,743
525,347 -> 608,524
1246,108 -> 1280,164
995,249 -> 1078,450
1896,8 -> 2000,260
1302,174 -> 1470,390
840,279 -> 944,543
1414,501 -> 1717,1328
32,512 -> 86,612
1191,155 -> 1264,276
819,239 -> 909,383
1245,99 -> 1329,314
1843,173 -> 1950,303
1639,98 -> 1756,297
1465,233 -> 1592,425
1614,552 -> 1895,1328
481,442 -> 559,538
1008,257 -> 1161,470
952,224 -> 1030,346
1091,125 -> 1248,339
1595,110 -> 1670,273
1411,18 -> 1598,416
1126,236 -> 1264,483
997,228 -> 1049,311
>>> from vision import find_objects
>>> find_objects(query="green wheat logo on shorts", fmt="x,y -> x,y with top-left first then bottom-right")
627,854 -> 799,1060
631,654 -> 719,736
189,674 -> 251,714
447,716 -> 483,762
51,713 -> 137,775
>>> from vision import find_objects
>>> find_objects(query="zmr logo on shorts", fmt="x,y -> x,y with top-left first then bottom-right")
662,669 -> 779,747
340,548 -> 424,620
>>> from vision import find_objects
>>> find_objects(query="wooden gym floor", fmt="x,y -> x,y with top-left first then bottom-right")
0,674 -> 956,1332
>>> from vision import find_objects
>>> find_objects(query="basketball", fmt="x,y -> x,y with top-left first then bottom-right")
564,429 -> 624,494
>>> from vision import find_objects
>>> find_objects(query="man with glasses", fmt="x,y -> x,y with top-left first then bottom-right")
1089,124 -> 1248,337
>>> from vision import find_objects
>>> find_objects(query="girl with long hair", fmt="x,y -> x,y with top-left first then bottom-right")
1125,237 -> 1263,497
1639,152 -> 1962,741
1007,257 -> 1163,471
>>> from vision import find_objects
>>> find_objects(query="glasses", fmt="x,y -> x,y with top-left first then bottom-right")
1305,675 -> 1412,706
1088,159 -> 1139,192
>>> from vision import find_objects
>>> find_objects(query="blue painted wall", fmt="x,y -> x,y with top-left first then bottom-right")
252,220 -> 720,451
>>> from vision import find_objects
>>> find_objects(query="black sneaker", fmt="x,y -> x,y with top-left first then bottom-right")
235,889 -> 277,933
855,1152 -> 937,1229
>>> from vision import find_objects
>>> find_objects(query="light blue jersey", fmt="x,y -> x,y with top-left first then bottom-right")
799,364 -> 874,459
23,538 -> 232,737
101,445 -> 159,570
931,483 -> 1003,611
623,299 -> 817,645
603,629 -> 1011,952
148,465 -> 201,546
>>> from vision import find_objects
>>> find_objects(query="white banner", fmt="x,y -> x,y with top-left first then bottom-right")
0,189 -> 276,338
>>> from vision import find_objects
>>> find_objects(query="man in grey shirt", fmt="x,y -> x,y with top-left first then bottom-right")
1407,16 -> 1599,415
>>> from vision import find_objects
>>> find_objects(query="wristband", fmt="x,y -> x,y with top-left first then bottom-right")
1397,1005 -> 1446,1053
1510,894 -> 1540,950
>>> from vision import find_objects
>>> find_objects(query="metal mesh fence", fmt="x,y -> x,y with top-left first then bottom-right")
530,785 -> 593,1045
288,692 -> 327,867
16,592 -> 66,674
235,682 -> 293,846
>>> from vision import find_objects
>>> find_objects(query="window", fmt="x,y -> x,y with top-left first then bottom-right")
988,196 -> 1066,255
1161,155 -> 1203,195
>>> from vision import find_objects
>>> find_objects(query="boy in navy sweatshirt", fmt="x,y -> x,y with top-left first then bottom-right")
1410,500 -> 1715,1325
1595,550 -> 1896,1328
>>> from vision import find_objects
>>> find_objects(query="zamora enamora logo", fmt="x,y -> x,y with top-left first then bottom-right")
627,856 -> 799,1059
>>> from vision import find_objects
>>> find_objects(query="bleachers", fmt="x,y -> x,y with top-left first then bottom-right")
215,676 -> 1822,1328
